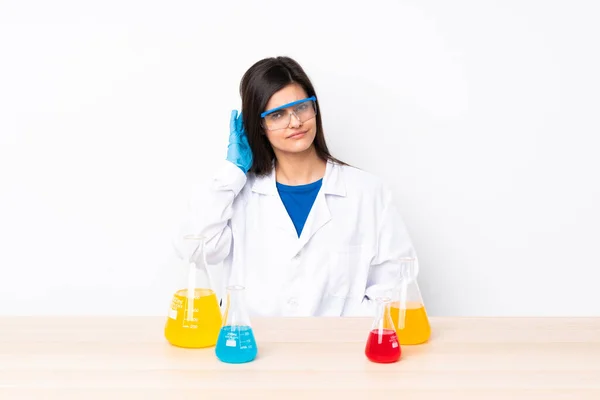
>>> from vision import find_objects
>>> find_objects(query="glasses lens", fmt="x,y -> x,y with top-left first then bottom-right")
263,100 -> 316,130
294,100 -> 316,121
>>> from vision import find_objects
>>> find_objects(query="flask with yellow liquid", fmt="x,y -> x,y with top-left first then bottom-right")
164,234 -> 222,348
390,257 -> 431,345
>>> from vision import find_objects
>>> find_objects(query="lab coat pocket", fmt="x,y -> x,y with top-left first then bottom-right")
327,245 -> 366,299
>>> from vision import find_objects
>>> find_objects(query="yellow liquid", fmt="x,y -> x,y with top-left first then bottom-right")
390,301 -> 431,345
164,288 -> 223,348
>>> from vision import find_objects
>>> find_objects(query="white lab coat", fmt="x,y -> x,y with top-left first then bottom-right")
177,159 -> 417,317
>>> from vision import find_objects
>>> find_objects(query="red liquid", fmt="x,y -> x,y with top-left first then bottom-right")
365,329 -> 401,363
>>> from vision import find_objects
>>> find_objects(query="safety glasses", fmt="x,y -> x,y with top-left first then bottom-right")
260,96 -> 317,131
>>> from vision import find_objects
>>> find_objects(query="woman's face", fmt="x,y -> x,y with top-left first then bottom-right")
262,83 -> 317,156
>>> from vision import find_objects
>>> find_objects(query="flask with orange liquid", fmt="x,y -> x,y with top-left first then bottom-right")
164,234 -> 223,348
390,257 -> 431,345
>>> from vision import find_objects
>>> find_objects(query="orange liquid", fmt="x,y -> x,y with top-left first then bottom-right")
390,301 -> 431,345
164,288 -> 223,348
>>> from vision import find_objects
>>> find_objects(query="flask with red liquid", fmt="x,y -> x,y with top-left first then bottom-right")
365,297 -> 401,363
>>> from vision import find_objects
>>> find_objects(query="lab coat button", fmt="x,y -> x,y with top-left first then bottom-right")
288,298 -> 298,307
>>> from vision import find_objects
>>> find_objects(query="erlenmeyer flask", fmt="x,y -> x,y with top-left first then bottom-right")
215,285 -> 258,364
164,234 -> 223,348
365,297 -> 401,363
390,257 -> 431,345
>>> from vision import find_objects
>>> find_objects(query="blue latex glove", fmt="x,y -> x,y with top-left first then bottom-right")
226,110 -> 253,174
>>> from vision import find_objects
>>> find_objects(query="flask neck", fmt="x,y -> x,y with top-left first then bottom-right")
183,236 -> 214,291
227,286 -> 244,306
224,285 -> 250,327
373,297 -> 393,330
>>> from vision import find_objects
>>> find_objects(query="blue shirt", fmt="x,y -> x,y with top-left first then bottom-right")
276,179 -> 323,237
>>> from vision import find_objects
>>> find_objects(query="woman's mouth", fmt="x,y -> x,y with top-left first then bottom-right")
287,130 -> 307,139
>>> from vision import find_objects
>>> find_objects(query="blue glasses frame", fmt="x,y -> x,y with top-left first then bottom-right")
260,96 -> 317,118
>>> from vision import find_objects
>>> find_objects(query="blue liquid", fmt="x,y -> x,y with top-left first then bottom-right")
215,325 -> 258,364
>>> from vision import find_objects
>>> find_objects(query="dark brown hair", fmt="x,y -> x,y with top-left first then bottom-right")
239,56 -> 345,176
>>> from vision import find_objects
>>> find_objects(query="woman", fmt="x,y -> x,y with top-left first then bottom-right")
180,56 -> 417,317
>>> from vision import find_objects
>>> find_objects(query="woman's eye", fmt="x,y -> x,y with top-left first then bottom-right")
269,112 -> 283,120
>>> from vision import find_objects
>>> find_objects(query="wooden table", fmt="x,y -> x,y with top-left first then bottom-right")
1,317 -> 599,399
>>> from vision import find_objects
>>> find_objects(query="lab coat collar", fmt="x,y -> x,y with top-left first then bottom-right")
251,159 -> 347,197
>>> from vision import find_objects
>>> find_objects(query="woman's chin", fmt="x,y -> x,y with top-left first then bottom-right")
275,140 -> 315,155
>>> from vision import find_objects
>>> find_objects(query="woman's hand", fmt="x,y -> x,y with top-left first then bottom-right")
226,110 -> 253,174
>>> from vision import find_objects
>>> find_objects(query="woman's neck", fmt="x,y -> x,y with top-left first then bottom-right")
274,146 -> 327,185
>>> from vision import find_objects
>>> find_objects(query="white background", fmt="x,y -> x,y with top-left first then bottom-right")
1,1 -> 599,316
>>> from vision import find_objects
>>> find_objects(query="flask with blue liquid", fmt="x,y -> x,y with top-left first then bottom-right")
215,285 -> 258,363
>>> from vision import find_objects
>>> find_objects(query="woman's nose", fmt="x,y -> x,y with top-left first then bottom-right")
288,112 -> 302,128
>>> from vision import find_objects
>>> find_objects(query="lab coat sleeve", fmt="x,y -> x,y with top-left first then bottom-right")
364,184 -> 417,306
173,159 -> 248,266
